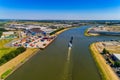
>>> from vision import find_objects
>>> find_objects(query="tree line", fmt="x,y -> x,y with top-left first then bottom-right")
0,47 -> 26,66
0,28 -> 7,37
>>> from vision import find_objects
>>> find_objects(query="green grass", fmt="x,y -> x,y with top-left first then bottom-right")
0,39 -> 16,59
0,31 -> 2,37
89,44 -> 107,80
84,29 -> 90,36
0,39 -> 11,48
0,22 -> 6,28
0,27 -> 8,37
1,69 -> 12,79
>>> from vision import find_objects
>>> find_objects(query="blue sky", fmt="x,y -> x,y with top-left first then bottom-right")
0,0 -> 120,20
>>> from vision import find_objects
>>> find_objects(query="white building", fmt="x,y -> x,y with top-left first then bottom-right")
113,53 -> 120,61
1,31 -> 15,39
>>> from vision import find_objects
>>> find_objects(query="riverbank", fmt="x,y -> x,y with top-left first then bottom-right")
0,48 -> 39,79
90,42 -> 119,80
0,27 -> 71,79
40,28 -> 71,49
86,26 -> 120,36
84,28 -> 99,36
0,39 -> 16,59
51,28 -> 71,36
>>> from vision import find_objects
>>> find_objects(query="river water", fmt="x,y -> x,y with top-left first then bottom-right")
6,26 -> 120,80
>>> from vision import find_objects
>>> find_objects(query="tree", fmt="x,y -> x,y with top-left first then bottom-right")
114,61 -> 120,67
0,47 -> 26,65
102,48 -> 109,54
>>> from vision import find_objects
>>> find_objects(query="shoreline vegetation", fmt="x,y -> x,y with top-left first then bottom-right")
0,27 -> 71,79
90,42 -> 119,80
0,47 -> 26,66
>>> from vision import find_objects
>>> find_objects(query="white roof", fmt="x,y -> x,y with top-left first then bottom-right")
113,53 -> 120,60
3,31 -> 14,35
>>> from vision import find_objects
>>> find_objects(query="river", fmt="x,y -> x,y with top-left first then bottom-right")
6,26 -> 120,80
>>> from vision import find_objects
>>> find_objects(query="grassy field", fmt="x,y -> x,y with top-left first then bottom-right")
0,27 -> 7,37
105,46 -> 120,54
1,69 -> 12,79
0,22 -> 6,28
104,26 -> 120,32
96,42 -> 120,54
0,39 -> 16,59
84,29 -> 91,36
0,48 -> 39,79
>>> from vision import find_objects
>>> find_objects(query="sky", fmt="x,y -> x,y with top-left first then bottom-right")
0,0 -> 120,20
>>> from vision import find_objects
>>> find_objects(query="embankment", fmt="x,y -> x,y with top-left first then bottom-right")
90,43 -> 119,80
0,48 -> 39,79
84,28 -> 99,36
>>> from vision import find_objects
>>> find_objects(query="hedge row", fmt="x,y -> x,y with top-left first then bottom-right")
0,47 -> 26,66
0,28 -> 7,37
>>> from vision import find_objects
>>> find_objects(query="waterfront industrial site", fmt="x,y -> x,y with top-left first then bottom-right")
0,20 -> 120,80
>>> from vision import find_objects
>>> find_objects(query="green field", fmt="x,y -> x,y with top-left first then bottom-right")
0,39 -> 16,59
0,28 -> 7,37
0,22 -> 6,28
1,69 -> 12,79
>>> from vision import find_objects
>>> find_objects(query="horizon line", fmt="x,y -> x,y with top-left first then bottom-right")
0,18 -> 120,21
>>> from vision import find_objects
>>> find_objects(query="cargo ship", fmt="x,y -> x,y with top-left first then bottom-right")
68,36 -> 73,47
